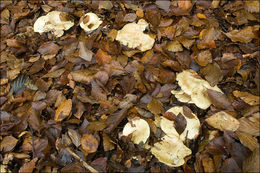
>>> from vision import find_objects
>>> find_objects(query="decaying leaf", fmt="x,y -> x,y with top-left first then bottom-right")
34,11 -> 74,37
81,133 -> 99,153
205,111 -> 240,131
0,136 -> 18,152
236,131 -> 258,151
115,19 -> 155,51
147,98 -> 164,115
79,12 -> 102,33
233,90 -> 260,106
122,117 -> 150,144
237,117 -> 259,136
54,99 -> 72,122
171,70 -> 222,109
225,26 -> 256,43
166,40 -> 183,52
243,146 -> 260,173
68,129 -> 81,148
19,158 -> 38,173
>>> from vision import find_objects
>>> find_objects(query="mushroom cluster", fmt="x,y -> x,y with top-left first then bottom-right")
171,69 -> 223,109
121,106 -> 200,167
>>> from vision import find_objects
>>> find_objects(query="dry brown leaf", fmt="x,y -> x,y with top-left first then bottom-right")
236,131 -> 258,151
237,117 -> 259,136
19,158 -> 38,173
42,68 -> 65,78
68,129 -> 81,148
178,0 -> 192,10
102,133 -> 115,151
195,50 -> 212,66
166,40 -> 183,52
0,136 -> 18,152
225,26 -> 256,43
233,90 -> 259,106
205,111 -> 240,131
202,157 -> 215,173
147,98 -> 164,115
54,99 -> 72,122
243,147 -> 260,173
81,134 -> 99,153
96,49 -> 112,65
70,70 -> 96,83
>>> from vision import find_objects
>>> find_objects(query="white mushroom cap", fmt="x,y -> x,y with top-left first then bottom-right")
166,106 -> 200,141
151,135 -> 192,167
171,70 -> 222,109
79,12 -> 102,32
122,117 -> 150,144
34,11 -> 74,37
115,19 -> 155,52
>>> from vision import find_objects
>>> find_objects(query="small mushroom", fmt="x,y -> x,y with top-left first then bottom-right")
115,19 -> 155,52
122,117 -> 150,144
150,135 -> 192,167
34,11 -> 74,37
79,12 -> 102,33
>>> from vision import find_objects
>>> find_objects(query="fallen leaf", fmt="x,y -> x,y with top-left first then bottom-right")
237,117 -> 259,136
233,90 -> 260,106
0,136 -> 18,152
195,50 -> 212,66
207,89 -> 233,110
166,40 -> 183,52
79,41 -> 93,62
205,111 -> 240,131
178,0 -> 192,10
225,26 -> 256,43
200,62 -> 223,86
243,147 -> 260,173
54,99 -> 72,122
236,131 -> 258,151
19,158 -> 38,173
81,133 -> 99,153
68,129 -> 81,148
147,98 -> 164,115
42,68 -> 65,78
102,133 -> 115,151
95,49 -> 112,65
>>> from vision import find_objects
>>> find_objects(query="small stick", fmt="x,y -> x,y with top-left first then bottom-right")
65,147 -> 99,173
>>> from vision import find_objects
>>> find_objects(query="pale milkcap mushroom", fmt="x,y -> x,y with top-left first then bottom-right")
115,19 -> 155,52
79,12 -> 103,33
33,11 -> 74,37
122,117 -> 150,144
171,70 -> 222,109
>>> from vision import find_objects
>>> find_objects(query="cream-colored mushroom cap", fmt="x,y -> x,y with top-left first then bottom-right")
115,19 -> 155,52
171,70 -> 222,109
151,135 -> 192,167
34,11 -> 74,37
122,117 -> 150,144
80,12 -> 102,32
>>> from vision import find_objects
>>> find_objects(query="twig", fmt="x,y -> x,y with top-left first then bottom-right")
65,147 -> 99,173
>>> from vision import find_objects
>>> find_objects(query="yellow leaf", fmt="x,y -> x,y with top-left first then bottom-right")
54,99 -> 72,122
